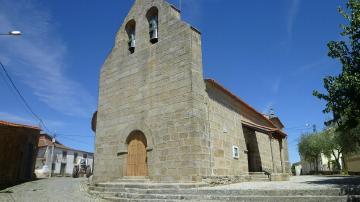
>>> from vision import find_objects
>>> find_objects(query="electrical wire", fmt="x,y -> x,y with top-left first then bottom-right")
56,133 -> 94,138
0,61 -> 52,134
57,135 -> 93,146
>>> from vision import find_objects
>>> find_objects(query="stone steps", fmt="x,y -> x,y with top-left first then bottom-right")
248,172 -> 270,182
89,180 -> 360,202
102,195 -> 359,202
115,177 -> 151,183
90,188 -> 356,196
89,186 -> 360,201
92,183 -> 207,190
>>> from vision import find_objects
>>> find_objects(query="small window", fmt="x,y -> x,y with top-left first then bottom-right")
125,20 -> 136,53
83,153 -> 87,158
146,7 -> 159,44
62,151 -> 67,158
232,146 -> 239,159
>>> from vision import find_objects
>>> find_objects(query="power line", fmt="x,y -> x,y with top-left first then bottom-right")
0,67 -> 42,127
57,135 -> 93,146
56,133 -> 94,138
0,67 -> 25,107
0,61 -> 52,134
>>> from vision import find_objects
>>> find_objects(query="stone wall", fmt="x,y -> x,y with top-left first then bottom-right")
0,125 -> 40,188
206,83 -> 286,176
206,85 -> 248,176
94,0 -> 210,183
282,137 -> 291,173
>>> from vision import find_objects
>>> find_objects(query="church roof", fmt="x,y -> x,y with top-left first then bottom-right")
204,79 -> 287,137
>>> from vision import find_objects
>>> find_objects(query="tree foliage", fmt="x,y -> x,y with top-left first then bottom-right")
298,128 -> 344,172
313,0 -> 360,146
320,127 -> 343,170
298,133 -> 323,172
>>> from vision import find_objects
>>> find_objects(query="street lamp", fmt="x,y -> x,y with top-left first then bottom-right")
0,30 -> 22,36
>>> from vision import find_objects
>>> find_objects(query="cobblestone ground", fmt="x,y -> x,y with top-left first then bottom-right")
0,177 -> 105,202
202,175 -> 360,190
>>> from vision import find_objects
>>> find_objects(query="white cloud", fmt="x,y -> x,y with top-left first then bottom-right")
292,58 -> 329,76
271,78 -> 281,94
287,0 -> 300,37
0,0 -> 96,118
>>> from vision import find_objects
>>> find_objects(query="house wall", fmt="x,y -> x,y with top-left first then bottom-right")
95,0 -> 210,183
35,147 -> 48,169
300,152 -> 343,174
346,154 -> 360,173
0,126 -> 39,187
206,84 -> 286,175
36,147 -> 93,176
52,148 -> 94,176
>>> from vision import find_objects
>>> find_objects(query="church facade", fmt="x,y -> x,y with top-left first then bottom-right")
93,0 -> 290,183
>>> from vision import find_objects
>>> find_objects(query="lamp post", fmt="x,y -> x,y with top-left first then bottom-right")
0,30 -> 22,36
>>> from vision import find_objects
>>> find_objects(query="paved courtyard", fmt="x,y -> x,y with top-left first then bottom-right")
0,177 -> 105,202
0,176 -> 359,201
203,175 -> 360,190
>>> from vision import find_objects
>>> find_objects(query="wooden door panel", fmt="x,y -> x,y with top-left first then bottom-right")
127,132 -> 148,176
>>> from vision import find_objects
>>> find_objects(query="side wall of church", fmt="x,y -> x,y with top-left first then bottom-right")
206,83 -> 286,176
94,0 -> 210,183
206,86 -> 248,176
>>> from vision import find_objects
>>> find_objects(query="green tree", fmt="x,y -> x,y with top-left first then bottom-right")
319,128 -> 342,171
313,0 -> 360,147
298,133 -> 322,172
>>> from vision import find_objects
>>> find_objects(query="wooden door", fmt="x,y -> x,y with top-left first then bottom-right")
127,132 -> 148,176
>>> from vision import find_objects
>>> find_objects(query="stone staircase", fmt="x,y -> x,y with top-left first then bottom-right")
115,177 -> 151,183
248,172 -> 270,182
88,181 -> 360,202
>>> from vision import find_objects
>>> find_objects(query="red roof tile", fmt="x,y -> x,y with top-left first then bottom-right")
0,120 -> 40,130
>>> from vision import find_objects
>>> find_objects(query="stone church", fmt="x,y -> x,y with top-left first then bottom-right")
93,0 -> 290,184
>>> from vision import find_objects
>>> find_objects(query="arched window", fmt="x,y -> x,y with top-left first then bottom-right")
125,20 -> 136,53
146,7 -> 159,44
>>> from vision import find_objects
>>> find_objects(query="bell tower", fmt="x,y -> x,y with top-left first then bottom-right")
94,0 -> 210,183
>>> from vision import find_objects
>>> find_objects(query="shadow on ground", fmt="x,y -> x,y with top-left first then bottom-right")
303,176 -> 360,198
0,178 -> 42,191
303,176 -> 360,186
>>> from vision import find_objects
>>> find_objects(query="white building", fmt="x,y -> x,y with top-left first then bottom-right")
35,134 -> 93,177
300,151 -> 342,174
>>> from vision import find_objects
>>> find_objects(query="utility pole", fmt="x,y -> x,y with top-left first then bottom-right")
49,135 -> 56,178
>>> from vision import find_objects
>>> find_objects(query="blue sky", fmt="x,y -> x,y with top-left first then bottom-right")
0,0 -> 346,163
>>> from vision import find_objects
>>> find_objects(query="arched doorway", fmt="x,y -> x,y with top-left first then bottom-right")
126,131 -> 148,176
